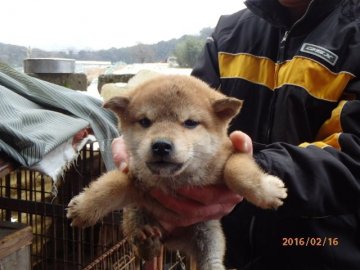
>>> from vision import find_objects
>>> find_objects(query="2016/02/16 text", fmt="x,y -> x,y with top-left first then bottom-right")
282,237 -> 339,247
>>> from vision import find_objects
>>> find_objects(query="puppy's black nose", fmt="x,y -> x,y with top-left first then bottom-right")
152,139 -> 173,157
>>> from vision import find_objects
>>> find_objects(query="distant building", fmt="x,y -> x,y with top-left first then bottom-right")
75,61 -> 111,73
166,56 -> 179,67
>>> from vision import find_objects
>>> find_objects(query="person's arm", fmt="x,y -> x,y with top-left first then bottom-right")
255,98 -> 360,217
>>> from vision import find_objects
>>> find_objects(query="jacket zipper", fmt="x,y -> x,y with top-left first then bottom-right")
252,0 -> 318,262
264,0 -> 315,143
265,30 -> 289,142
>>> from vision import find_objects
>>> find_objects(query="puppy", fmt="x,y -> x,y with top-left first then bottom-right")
67,75 -> 287,270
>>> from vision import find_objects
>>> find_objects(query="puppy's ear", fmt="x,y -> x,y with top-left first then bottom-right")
103,96 -> 130,115
212,98 -> 243,120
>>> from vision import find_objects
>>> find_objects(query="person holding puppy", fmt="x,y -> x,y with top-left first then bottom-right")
113,0 -> 360,269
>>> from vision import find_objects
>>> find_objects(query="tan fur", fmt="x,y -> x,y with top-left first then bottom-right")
67,75 -> 287,270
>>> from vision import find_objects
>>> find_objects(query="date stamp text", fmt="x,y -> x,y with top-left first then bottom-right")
282,237 -> 339,247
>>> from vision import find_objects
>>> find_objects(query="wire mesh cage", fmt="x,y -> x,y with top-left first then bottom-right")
0,142 -> 194,270
84,245 -> 190,270
0,142 -> 136,269
82,238 -> 137,270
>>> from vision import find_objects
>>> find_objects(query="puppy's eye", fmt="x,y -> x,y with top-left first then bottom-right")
183,119 -> 199,129
138,117 -> 152,128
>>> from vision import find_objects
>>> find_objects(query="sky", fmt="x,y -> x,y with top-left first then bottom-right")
0,0 -> 246,51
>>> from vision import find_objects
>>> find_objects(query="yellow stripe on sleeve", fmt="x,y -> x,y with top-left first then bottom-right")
316,100 -> 347,140
299,133 -> 341,150
299,101 -> 347,150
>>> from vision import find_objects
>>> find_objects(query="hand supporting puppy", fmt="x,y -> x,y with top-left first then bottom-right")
111,131 -> 251,232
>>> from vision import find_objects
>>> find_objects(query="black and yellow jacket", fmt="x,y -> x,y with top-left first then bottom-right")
192,0 -> 360,269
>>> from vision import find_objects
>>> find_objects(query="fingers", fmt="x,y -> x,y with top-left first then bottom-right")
150,189 -> 203,218
145,194 -> 221,227
229,130 -> 253,154
140,194 -> 181,229
147,186 -> 243,229
176,185 -> 243,205
111,136 -> 129,171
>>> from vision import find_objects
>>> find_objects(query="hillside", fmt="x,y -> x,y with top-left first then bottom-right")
0,28 -> 212,68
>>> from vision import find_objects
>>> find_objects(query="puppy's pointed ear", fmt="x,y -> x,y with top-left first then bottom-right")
212,97 -> 243,120
103,96 -> 130,115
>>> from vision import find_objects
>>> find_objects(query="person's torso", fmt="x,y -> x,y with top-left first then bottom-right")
216,1 -> 360,268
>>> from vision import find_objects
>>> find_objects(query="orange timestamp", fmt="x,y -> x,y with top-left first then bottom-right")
282,237 -> 339,247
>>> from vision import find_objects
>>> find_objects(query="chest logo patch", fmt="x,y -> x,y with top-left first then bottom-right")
300,43 -> 338,66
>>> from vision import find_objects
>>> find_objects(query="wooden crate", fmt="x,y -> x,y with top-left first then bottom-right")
0,221 -> 33,270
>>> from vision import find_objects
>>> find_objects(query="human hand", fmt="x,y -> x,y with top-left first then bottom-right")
111,136 -> 129,172
146,185 -> 243,232
146,130 -> 253,232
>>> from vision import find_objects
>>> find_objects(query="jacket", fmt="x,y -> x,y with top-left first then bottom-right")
191,0 -> 360,269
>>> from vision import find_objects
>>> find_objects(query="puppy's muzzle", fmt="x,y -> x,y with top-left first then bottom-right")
146,139 -> 183,176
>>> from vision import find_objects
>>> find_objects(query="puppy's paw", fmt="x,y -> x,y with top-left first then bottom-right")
132,225 -> 163,261
66,193 -> 98,228
250,175 -> 287,209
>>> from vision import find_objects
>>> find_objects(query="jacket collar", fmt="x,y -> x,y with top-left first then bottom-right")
244,0 -> 343,29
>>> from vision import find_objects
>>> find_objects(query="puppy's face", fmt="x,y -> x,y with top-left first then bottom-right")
104,75 -> 242,186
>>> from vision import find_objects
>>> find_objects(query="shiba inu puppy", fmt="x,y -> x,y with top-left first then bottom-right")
67,75 -> 287,270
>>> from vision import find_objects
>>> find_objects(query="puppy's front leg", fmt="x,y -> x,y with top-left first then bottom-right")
224,153 -> 287,209
67,170 -> 136,227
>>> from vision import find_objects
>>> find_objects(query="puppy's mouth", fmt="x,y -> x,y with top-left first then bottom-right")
146,161 -> 184,176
